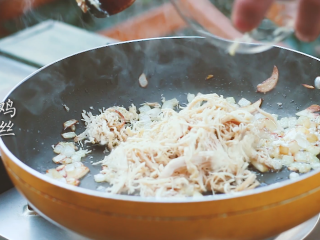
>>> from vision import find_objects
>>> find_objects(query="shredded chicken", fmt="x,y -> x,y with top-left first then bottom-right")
74,106 -> 138,149
88,94 -> 305,197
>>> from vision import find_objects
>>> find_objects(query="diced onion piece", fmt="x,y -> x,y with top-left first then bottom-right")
61,132 -> 77,139
279,146 -> 289,155
145,108 -> 161,121
58,157 -> 72,165
46,169 -> 63,179
297,116 -> 310,128
287,117 -> 297,128
71,154 -> 82,162
65,164 -> 75,172
53,154 -> 66,164
288,141 -> 300,155
71,125 -> 76,132
267,158 -> 283,170
282,155 -> 294,166
205,75 -> 214,80
296,137 -> 310,150
302,84 -> 314,89
306,145 -> 320,155
162,98 -> 179,110
278,117 -> 289,129
56,165 -> 67,177
187,93 -> 196,103
63,104 -> 70,112
139,73 -> 148,88
258,118 -> 277,131
296,105 -> 320,119
193,192 -> 203,198
53,144 -> 64,154
63,119 -> 78,130
254,113 -> 266,120
241,99 -> 263,113
251,160 -> 269,172
315,76 -> 320,89
143,102 -> 161,108
238,98 -> 251,107
66,178 -> 80,186
272,114 -> 278,121
294,151 -> 319,163
257,66 -> 279,93
53,142 -> 76,154
226,97 -> 236,104
307,133 -> 318,143
65,162 -> 90,179
289,172 -> 299,179
288,163 -> 311,173
311,163 -> 320,169
139,105 -> 151,114
94,174 -> 106,182
296,126 -> 310,134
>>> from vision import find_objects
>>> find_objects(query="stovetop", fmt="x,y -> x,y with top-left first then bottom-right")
0,158 -> 88,240
0,158 -> 319,240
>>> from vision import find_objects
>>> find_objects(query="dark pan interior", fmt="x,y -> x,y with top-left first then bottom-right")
1,37 -> 320,192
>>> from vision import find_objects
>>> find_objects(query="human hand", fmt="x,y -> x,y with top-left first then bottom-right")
232,0 -> 320,42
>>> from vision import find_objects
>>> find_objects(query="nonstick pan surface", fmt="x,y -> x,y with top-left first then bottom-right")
1,37 -> 320,196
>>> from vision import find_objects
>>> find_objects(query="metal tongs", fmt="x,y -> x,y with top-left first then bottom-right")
76,0 -> 135,18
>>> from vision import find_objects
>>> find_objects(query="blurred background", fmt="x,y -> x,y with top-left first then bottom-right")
0,0 -> 320,98
1,0 -> 320,55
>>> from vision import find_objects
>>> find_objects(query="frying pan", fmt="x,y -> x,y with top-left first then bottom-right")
1,37 -> 320,240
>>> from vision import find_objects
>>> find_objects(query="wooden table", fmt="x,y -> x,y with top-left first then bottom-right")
0,20 -> 116,100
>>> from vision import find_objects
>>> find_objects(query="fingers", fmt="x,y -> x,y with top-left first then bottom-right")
232,0 -> 274,32
295,0 -> 320,42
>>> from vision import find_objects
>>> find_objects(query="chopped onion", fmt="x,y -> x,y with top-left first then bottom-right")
65,164 -> 75,172
251,160 -> 269,172
94,174 -> 105,182
289,172 -> 299,179
63,104 -> 70,112
53,142 -> 77,154
238,98 -> 251,107
145,108 -> 161,121
296,105 -> 320,119
139,73 -> 148,88
46,169 -> 63,179
302,84 -> 314,89
241,99 -> 262,113
288,163 -> 311,173
63,145 -> 76,157
187,93 -> 196,103
315,76 -> 320,89
63,119 -> 78,130
282,156 -> 294,166
53,154 -> 66,164
162,98 -> 179,109
61,132 -> 77,139
205,75 -> 214,80
143,102 -> 161,108
66,178 -> 80,186
226,97 -> 236,104
257,66 -> 279,93
139,105 -> 151,114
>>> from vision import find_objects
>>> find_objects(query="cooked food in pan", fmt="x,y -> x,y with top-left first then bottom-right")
47,93 -> 320,198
